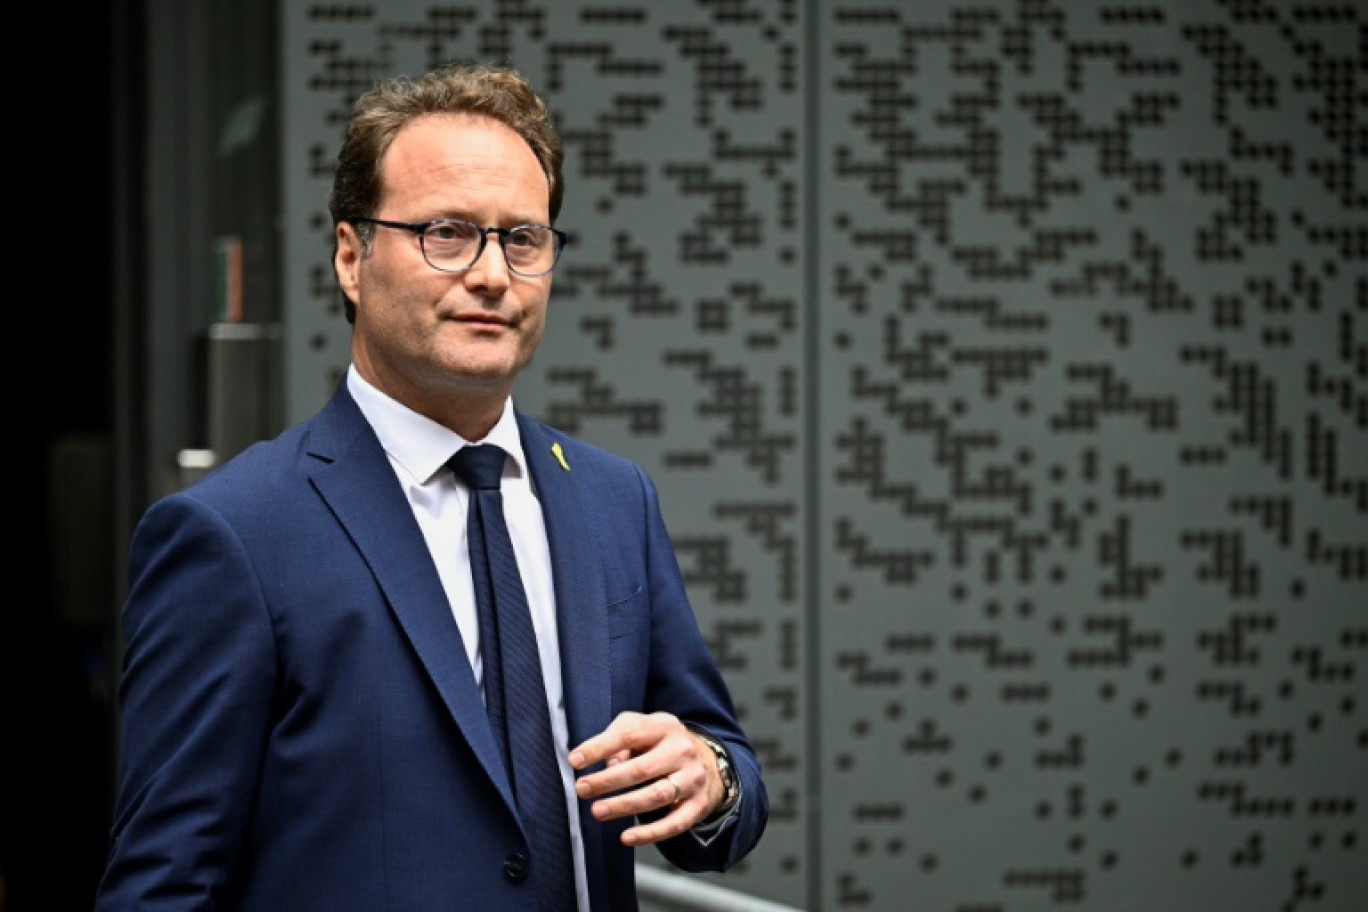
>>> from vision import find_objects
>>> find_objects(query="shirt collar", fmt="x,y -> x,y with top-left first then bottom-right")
346,364 -> 525,486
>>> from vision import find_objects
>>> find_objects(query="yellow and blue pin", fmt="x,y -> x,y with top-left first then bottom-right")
551,441 -> 570,471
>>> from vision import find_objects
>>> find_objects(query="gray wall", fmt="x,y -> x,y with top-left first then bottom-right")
274,2 -> 1366,910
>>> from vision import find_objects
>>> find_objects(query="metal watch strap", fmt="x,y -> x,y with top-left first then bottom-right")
686,724 -> 740,818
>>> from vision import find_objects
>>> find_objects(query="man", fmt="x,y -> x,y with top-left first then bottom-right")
96,61 -> 767,911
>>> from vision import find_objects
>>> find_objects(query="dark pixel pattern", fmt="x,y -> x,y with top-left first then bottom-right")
823,2 -> 1364,910
280,1 -> 1365,909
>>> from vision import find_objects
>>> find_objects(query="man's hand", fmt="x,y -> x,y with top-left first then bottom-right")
568,711 -> 724,847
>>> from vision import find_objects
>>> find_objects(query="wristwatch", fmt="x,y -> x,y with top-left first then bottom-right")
687,724 -> 740,819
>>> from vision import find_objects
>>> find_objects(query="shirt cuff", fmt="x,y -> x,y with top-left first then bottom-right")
689,783 -> 742,846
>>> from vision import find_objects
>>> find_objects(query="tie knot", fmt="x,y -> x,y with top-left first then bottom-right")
449,444 -> 507,490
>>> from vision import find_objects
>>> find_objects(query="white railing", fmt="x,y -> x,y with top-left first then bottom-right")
635,864 -> 807,912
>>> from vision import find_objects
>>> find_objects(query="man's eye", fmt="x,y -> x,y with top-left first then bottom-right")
507,228 -> 543,248
427,222 -> 476,242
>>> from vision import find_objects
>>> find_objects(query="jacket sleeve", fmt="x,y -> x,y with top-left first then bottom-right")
96,492 -> 277,909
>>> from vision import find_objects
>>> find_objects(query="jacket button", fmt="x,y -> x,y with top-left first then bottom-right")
503,853 -> 529,882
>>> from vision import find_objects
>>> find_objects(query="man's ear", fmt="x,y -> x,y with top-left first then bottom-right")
334,221 -> 363,305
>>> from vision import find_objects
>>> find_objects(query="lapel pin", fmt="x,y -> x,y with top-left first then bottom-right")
551,441 -> 570,471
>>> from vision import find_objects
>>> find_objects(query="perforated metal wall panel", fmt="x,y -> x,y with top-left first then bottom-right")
280,3 -> 1366,909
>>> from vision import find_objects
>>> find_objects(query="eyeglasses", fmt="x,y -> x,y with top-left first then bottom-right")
350,217 -> 569,277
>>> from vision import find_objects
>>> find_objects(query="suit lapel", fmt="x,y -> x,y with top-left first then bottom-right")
305,386 -> 515,807
520,415 -> 615,909
517,416 -> 613,751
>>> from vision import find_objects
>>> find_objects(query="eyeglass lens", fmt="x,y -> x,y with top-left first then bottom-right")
422,220 -> 559,275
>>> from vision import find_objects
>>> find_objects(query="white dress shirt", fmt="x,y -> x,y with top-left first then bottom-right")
347,365 -> 591,912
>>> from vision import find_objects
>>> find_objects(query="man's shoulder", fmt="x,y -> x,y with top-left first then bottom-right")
189,383 -> 373,494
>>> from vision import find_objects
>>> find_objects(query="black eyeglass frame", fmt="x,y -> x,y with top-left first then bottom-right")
349,216 -> 570,277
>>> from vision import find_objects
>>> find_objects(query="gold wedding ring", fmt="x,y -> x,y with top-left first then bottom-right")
666,773 -> 682,804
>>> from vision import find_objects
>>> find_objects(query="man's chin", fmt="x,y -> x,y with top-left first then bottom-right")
438,355 -> 523,390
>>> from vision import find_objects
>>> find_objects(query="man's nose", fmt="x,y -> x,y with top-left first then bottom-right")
463,230 -> 512,288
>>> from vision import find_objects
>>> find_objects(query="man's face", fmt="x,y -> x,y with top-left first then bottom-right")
335,112 -> 553,435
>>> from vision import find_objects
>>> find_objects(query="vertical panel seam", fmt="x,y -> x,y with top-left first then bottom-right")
803,0 -> 824,909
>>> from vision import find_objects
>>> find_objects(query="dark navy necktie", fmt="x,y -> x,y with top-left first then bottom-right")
449,444 -> 576,911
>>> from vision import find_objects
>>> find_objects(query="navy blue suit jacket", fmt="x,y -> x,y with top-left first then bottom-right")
96,381 -> 767,910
